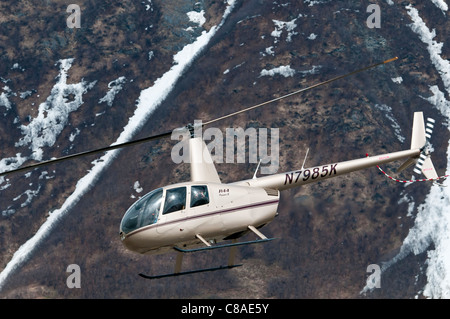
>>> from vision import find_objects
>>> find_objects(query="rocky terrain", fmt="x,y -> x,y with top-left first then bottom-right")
1,0 -> 449,299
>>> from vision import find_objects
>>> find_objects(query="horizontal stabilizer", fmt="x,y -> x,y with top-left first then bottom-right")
414,154 -> 438,180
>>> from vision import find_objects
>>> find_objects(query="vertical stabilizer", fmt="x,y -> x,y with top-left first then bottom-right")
411,111 -> 426,150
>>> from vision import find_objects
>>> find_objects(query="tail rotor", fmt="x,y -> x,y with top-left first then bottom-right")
376,112 -> 448,184
412,117 -> 438,180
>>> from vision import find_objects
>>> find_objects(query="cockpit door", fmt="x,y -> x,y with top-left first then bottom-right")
188,184 -> 224,236
156,186 -> 187,234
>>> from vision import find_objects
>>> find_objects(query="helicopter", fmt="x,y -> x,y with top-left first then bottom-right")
0,57 -> 444,279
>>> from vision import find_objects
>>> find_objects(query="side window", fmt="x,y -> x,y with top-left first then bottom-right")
163,187 -> 186,215
190,185 -> 209,208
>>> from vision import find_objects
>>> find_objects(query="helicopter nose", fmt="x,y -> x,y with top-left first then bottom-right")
119,232 -> 137,252
119,230 -> 150,254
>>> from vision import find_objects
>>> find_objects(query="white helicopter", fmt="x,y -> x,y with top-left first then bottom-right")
1,57 -> 444,279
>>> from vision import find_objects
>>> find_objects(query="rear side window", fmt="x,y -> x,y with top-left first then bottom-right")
190,185 -> 209,208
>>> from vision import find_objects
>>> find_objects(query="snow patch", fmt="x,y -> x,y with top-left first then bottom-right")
19,90 -> 33,99
431,0 -> 448,14
398,192 -> 416,217
15,59 -> 97,161
98,76 -> 126,107
148,51 -> 154,61
134,181 -> 143,193
69,128 -> 81,143
374,104 -> 405,143
260,65 -> 321,78
0,86 -> 13,113
143,0 -> 153,12
304,0 -> 331,6
187,10 -> 206,27
260,65 -> 296,78
265,46 -> 274,56
406,5 -> 450,93
13,184 -> 41,208
422,85 -> 450,120
271,18 -> 298,43
0,154 -> 27,189
391,76 -> 403,84
298,65 -> 321,76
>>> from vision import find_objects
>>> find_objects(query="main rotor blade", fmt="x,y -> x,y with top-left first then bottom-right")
0,130 -> 172,177
203,57 -> 398,126
1,57 -> 398,178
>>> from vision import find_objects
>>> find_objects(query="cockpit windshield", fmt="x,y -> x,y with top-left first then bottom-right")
120,188 -> 163,234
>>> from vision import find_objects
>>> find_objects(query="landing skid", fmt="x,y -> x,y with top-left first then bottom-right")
139,264 -> 243,280
138,225 -> 274,280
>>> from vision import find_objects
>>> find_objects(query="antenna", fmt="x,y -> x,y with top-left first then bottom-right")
253,159 -> 262,179
301,148 -> 310,170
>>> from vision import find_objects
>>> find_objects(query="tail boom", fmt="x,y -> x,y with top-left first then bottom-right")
235,148 -> 420,191
231,112 -> 440,190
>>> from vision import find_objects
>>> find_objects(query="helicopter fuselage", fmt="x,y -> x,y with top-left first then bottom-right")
116,108 -> 437,278
120,182 -> 279,255
120,146 -> 422,255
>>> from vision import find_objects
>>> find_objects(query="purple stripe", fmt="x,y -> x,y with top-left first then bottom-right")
126,199 -> 279,238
